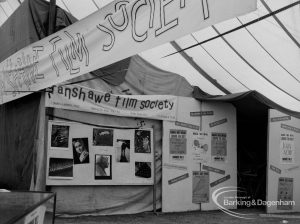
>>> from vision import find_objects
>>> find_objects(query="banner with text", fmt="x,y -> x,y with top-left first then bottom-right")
46,84 -> 177,121
0,0 -> 256,104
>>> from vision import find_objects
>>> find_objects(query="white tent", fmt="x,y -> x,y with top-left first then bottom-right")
0,0 -> 299,111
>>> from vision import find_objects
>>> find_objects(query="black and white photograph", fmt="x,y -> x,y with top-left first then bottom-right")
95,154 -> 112,180
135,162 -> 151,178
93,128 -> 114,146
134,130 -> 151,153
72,138 -> 90,164
50,125 -> 70,148
48,158 -> 73,179
116,139 -> 130,162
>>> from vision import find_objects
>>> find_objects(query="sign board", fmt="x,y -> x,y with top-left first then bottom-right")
0,0 -> 256,105
46,84 -> 177,121
46,120 -> 154,185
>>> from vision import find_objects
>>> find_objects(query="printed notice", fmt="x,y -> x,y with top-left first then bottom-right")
211,133 -> 227,162
209,118 -> 227,128
175,121 -> 200,130
277,177 -> 293,210
170,129 -> 187,163
270,116 -> 291,122
280,133 -> 295,164
193,171 -> 209,203
270,165 -> 282,174
192,132 -> 210,164
202,165 -> 225,175
210,175 -> 231,187
168,173 -> 189,185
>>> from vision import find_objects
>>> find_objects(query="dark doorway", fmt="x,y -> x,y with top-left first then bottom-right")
236,108 -> 268,209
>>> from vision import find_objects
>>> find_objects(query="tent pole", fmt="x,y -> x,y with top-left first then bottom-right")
152,125 -> 157,214
48,0 -> 57,36
170,41 -> 231,95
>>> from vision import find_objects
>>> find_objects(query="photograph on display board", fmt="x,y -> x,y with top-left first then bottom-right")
72,138 -> 90,164
48,158 -> 73,179
95,154 -> 112,179
135,162 -> 151,178
93,128 -> 114,146
50,125 -> 70,148
116,139 -> 130,162
134,130 -> 151,153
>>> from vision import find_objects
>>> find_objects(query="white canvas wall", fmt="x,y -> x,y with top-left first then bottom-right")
267,109 -> 300,213
162,97 -> 237,212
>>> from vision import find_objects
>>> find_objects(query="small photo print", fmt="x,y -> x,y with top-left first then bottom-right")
72,138 -> 90,164
116,139 -> 130,163
135,130 -> 151,153
48,158 -> 73,179
135,162 -> 151,178
93,128 -> 114,146
95,154 -> 112,180
51,125 -> 70,148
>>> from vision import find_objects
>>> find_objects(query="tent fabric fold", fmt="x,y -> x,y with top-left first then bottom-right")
193,90 -> 300,119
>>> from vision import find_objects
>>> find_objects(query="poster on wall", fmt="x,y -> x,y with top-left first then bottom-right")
211,133 -> 227,162
277,177 -> 294,210
169,129 -> 187,163
48,158 -> 73,179
192,171 -> 210,203
72,138 -> 90,164
135,130 -> 151,153
95,154 -> 112,180
116,139 -> 130,162
93,128 -> 114,146
280,133 -> 295,164
192,132 -> 210,164
50,125 -> 69,149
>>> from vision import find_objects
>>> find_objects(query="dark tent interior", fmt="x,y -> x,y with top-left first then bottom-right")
235,96 -> 268,209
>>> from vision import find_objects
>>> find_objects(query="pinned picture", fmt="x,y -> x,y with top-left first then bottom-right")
116,139 -> 130,162
50,125 -> 69,148
72,138 -> 89,164
95,154 -> 112,179
135,162 -> 151,178
93,128 -> 114,146
135,130 -> 151,153
48,158 -> 73,179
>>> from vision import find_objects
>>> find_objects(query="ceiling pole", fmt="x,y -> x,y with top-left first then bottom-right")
48,0 -> 56,35
170,41 -> 231,94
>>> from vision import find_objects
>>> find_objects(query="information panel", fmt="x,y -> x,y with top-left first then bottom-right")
162,97 -> 237,212
46,121 -> 154,185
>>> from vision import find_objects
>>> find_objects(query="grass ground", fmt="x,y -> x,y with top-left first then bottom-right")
45,208 -> 300,224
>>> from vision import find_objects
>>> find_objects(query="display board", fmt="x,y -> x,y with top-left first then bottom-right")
267,109 -> 300,213
46,121 -> 154,185
162,97 -> 237,212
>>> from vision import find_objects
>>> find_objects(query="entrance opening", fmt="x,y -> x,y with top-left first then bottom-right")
237,109 -> 268,209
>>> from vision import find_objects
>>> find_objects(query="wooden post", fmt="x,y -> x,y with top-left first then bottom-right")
48,0 -> 57,36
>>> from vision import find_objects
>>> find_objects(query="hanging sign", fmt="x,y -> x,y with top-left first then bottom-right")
0,0 -> 257,105
46,84 -> 177,121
